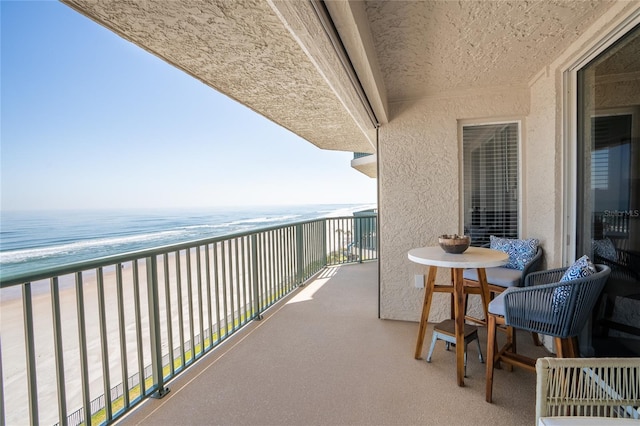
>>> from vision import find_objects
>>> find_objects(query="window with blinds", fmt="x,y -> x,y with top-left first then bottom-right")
462,122 -> 519,246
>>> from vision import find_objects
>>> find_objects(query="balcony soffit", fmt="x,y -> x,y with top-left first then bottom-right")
363,0 -> 618,103
61,0 -> 375,154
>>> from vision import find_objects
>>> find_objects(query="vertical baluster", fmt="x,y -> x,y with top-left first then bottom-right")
132,260 -> 146,395
263,233 -> 268,306
205,244 -> 213,350
271,229 -> 280,296
196,247 -> 204,358
212,243 -> 221,343
231,239 -> 238,329
313,222 -> 317,270
341,218 -> 345,264
296,224 -> 303,285
251,234 -> 261,320
221,243 -> 229,336
162,254 -> 174,378
185,249 -> 195,363
75,272 -> 91,425
336,218 -> 340,264
240,237 -> 247,325
312,222 -> 317,270
233,238 -> 242,329
311,222 -> 316,270
146,256 -> 168,398
115,264 -> 129,409
22,283 -> 38,425
258,233 -> 266,310
96,267 -> 112,422
270,231 -> 276,304
50,277 -> 68,425
175,251 -> 185,370
285,227 -> 292,290
212,243 -> 221,342
322,220 -> 327,267
278,229 -> 284,295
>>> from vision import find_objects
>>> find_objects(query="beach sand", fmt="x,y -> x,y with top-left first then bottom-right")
0,237 -> 286,426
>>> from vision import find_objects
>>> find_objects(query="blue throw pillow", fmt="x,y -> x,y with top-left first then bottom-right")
552,255 -> 597,313
490,236 -> 539,270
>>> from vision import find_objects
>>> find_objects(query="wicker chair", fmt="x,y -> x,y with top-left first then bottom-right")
485,264 -> 611,403
536,357 -> 640,425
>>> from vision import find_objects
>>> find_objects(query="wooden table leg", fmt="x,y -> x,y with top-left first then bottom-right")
415,265 -> 438,359
477,268 -> 490,323
453,267 -> 465,386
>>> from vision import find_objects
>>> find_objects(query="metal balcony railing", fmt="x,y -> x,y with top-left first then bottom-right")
0,215 -> 377,426
353,152 -> 373,160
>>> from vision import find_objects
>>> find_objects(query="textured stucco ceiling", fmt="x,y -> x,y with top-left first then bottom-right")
62,0 -> 376,154
61,0 -> 625,160
363,0 -> 617,102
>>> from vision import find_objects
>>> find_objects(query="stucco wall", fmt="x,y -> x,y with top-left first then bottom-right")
526,70 -> 562,269
379,91 -> 530,321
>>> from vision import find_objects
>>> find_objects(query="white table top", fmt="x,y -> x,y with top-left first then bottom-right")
408,246 -> 508,268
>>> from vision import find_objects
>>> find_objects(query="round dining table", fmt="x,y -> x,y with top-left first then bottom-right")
408,246 -> 508,386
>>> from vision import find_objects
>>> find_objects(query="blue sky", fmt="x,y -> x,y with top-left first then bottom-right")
1,1 -> 377,211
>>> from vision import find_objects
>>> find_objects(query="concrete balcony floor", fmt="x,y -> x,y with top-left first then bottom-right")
120,262 -> 549,425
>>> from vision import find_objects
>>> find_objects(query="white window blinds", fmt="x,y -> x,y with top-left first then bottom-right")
462,123 -> 519,246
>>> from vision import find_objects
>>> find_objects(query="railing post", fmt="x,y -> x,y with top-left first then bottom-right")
75,272 -> 91,426
51,277 -> 68,426
146,256 -> 169,398
96,268 -> 112,422
22,283 -> 38,426
251,234 -> 262,320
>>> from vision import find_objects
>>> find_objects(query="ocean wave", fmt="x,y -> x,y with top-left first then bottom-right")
322,204 -> 377,218
0,229 -> 184,264
225,215 -> 302,226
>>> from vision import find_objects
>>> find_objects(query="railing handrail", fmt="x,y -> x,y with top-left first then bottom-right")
0,214 -> 377,288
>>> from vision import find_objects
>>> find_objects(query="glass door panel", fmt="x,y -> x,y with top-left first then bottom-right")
577,25 -> 640,356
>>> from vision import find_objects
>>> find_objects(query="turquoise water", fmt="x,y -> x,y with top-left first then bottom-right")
0,204 -> 375,279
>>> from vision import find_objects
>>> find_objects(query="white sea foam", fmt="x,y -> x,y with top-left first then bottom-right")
322,204 -> 377,218
0,229 -> 184,263
226,215 -> 301,225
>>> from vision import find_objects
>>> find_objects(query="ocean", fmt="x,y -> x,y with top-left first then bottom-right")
0,203 -> 376,280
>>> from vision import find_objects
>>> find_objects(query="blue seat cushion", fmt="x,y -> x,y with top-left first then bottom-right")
488,287 -> 554,325
463,267 -> 522,288
488,287 -> 515,316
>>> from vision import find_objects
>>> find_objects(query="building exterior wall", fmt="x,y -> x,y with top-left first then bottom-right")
379,90 -> 530,321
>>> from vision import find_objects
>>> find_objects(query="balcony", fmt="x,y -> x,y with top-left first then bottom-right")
351,152 -> 377,178
1,212 -> 551,425
118,261 -> 545,425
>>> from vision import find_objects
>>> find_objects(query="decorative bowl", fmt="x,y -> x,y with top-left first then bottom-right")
438,234 -> 470,254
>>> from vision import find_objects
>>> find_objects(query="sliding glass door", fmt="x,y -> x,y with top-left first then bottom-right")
577,24 -> 640,356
